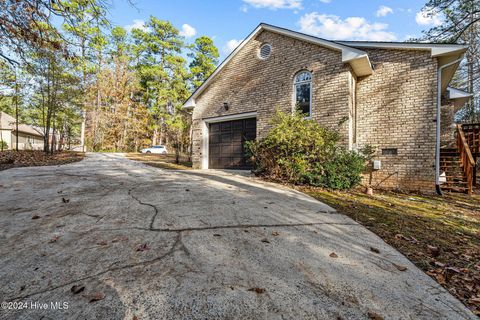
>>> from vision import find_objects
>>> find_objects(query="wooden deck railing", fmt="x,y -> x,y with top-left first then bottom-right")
456,124 -> 475,195
462,123 -> 480,154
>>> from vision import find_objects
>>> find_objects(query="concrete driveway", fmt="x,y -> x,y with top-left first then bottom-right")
0,153 -> 475,319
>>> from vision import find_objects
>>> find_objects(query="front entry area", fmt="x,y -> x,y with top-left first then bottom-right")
208,118 -> 256,169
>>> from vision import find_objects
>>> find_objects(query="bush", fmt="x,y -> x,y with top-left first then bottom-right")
0,140 -> 7,150
246,111 -> 366,190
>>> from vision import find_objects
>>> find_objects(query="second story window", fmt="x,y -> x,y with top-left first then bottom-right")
294,71 -> 312,117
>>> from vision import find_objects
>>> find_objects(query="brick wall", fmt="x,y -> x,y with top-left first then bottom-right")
192,30 -> 351,167
191,31 -> 445,192
355,48 -> 438,191
441,98 -> 457,147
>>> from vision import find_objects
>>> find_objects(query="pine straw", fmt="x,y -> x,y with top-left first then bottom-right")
301,186 -> 480,315
126,153 -> 192,170
0,150 -> 84,171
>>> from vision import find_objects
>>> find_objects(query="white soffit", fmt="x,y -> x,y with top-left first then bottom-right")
337,41 -> 468,94
336,41 -> 468,57
447,87 -> 472,109
182,23 -> 373,109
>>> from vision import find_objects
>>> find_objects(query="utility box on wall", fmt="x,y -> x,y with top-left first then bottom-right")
373,160 -> 381,170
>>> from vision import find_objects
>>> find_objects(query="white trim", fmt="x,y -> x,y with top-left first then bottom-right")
201,121 -> 209,169
293,71 -> 312,118
200,111 -> 258,169
447,86 -> 472,109
258,43 -> 272,60
203,111 -> 258,123
182,23 -> 372,109
183,24 -> 468,111
336,41 -> 468,57
447,86 -> 472,99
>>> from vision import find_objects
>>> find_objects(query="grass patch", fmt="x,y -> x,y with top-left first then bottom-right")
300,186 -> 480,315
126,153 -> 192,170
0,150 -> 84,170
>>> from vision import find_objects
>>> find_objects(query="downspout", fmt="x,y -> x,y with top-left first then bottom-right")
436,57 -> 463,195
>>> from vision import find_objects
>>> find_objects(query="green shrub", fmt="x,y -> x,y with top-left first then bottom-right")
246,110 -> 366,190
0,140 -> 8,150
315,150 -> 366,189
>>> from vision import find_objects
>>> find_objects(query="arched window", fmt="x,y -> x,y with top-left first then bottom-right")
294,71 -> 312,117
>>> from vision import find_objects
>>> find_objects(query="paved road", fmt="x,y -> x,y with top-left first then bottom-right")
0,153 -> 475,319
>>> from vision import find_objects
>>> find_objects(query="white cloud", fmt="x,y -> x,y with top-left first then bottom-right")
242,0 -> 302,10
299,12 -> 397,41
223,39 -> 242,55
376,5 -> 393,17
125,19 -> 147,32
415,7 -> 443,26
179,24 -> 197,38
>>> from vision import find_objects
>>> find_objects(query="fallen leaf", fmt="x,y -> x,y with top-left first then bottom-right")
62,197 -> 70,203
271,231 -> 280,236
97,240 -> 108,246
469,297 -> 480,304
136,243 -> 149,251
435,273 -> 447,285
329,252 -> 338,258
261,238 -> 270,243
370,247 -> 380,254
112,236 -> 128,243
71,285 -> 85,294
427,245 -> 440,257
445,266 -> 460,274
247,287 -> 266,294
392,263 -> 407,271
368,311 -> 384,320
31,215 -> 40,220
85,291 -> 105,302
213,234 -> 221,237
49,235 -> 60,243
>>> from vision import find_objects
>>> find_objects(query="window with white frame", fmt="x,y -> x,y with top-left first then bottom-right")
294,71 -> 312,117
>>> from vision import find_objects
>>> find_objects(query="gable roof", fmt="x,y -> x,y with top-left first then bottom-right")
182,23 -> 373,109
182,23 -> 469,110
335,41 -> 468,58
336,40 -> 468,92
0,111 -> 44,137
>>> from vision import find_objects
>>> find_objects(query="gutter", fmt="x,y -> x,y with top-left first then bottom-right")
435,57 -> 464,195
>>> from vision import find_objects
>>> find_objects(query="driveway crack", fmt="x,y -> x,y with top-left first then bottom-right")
128,188 -> 159,230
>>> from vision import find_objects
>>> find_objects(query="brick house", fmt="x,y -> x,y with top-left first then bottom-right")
182,23 -> 473,193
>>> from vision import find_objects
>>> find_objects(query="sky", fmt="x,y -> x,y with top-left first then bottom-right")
107,0 -> 443,59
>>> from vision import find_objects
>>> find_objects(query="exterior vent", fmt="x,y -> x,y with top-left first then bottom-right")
259,44 -> 272,59
382,148 -> 398,155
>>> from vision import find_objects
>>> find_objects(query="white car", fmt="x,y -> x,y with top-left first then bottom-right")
141,145 -> 168,154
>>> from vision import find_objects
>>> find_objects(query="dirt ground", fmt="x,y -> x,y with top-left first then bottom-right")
0,150 -> 84,171
304,186 -> 480,315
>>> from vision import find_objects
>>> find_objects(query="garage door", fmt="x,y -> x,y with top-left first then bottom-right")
209,118 -> 256,169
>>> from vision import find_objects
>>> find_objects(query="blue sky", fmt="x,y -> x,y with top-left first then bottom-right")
107,0 -> 443,59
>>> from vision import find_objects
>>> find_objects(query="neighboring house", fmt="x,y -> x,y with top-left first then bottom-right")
183,23 -> 474,193
0,111 -> 44,150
